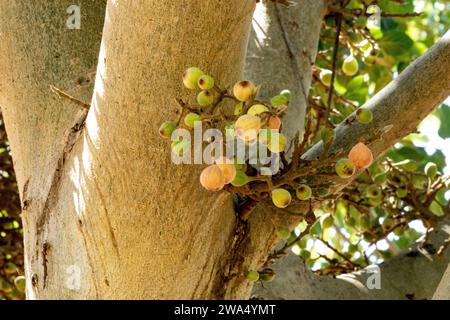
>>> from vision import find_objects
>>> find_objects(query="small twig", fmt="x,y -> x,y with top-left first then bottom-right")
328,6 -> 422,18
319,238 -> 361,269
437,236 -> 450,257
257,0 -> 294,7
49,85 -> 90,110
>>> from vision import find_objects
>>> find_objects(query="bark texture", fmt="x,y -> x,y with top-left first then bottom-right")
433,230 -> 450,299
245,0 -> 325,141
0,0 -> 106,299
254,223 -> 450,300
433,265 -> 450,299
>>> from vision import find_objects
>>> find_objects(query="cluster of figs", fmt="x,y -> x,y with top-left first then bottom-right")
159,67 -> 375,210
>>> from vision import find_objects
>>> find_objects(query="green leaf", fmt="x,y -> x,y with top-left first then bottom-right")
309,220 -> 322,236
380,31 -> 414,56
234,102 -> 244,115
381,18 -> 399,33
395,235 -> 411,250
429,201 -> 445,217
346,75 -> 365,91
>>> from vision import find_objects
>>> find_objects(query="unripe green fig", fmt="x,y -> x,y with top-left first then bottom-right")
271,188 -> 292,208
317,187 -> 330,197
280,89 -> 292,101
365,184 -> 381,199
276,226 -> 291,240
393,159 -> 418,172
159,121 -> 176,139
171,139 -> 190,157
197,74 -> 215,90
320,69 -> 332,87
424,162 -> 438,178
183,67 -> 204,89
335,158 -> 356,179
260,269 -> 275,282
270,94 -> 289,107
373,172 -> 387,184
14,276 -> 26,292
197,90 -> 214,106
356,108 -> 373,124
0,279 -> 13,293
184,113 -> 201,129
231,171 -> 250,187
233,80 -> 256,102
267,132 -> 287,153
382,217 -> 394,230
246,271 -> 260,282
363,55 -> 376,66
247,104 -> 269,116
4,262 -> 17,274
296,184 -> 312,201
368,195 -> 383,206
342,55 -> 359,76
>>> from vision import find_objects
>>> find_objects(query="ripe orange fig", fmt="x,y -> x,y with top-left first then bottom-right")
348,142 -> 373,169
215,157 -> 237,184
200,165 -> 226,191
268,116 -> 282,130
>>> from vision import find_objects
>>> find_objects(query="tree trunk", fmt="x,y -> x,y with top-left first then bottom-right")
433,225 -> 450,299
254,222 -> 450,300
0,0 -> 327,300
1,0 -> 258,299
1,0 -> 449,300
245,0 -> 325,142
0,0 -> 107,299
433,265 -> 450,299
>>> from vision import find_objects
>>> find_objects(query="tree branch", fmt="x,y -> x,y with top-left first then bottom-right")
253,221 -> 450,300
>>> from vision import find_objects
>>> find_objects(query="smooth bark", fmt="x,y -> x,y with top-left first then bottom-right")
0,0 -> 106,299
254,223 -> 450,300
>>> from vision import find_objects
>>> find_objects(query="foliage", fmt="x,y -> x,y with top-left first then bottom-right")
300,0 -> 450,274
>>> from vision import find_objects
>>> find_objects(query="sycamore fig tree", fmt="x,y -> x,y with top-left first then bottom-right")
0,0 -> 450,300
